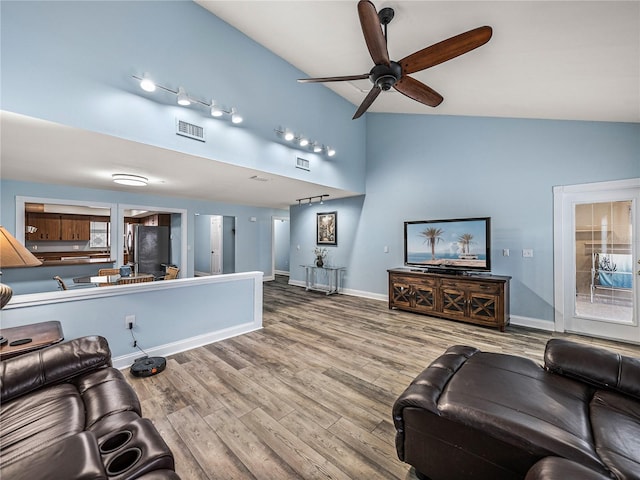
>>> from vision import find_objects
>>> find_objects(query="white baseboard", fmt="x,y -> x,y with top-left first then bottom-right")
113,321 -> 262,370
510,315 -> 555,331
290,278 -> 552,331
274,270 -> 290,276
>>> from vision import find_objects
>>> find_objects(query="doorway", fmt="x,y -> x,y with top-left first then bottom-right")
194,214 -> 236,276
554,179 -> 639,343
272,216 -> 290,277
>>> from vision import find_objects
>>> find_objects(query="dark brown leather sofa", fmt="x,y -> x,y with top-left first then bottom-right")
0,335 -> 180,480
393,339 -> 640,480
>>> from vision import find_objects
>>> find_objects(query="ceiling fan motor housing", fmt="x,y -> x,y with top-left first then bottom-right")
370,62 -> 401,90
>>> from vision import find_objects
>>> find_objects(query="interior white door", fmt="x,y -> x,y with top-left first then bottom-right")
555,179 -> 639,343
210,215 -> 223,275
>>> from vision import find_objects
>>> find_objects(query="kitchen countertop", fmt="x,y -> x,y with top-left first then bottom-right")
33,251 -> 115,266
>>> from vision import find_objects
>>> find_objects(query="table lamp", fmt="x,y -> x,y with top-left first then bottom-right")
0,225 -> 42,308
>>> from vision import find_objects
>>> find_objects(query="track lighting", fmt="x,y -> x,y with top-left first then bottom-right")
132,74 -> 244,125
139,74 -> 156,92
231,108 -> 243,124
176,87 -> 191,106
295,194 -> 330,206
274,128 -> 336,157
210,102 -> 224,117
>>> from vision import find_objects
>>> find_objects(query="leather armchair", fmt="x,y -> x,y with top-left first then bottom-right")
0,335 -> 179,480
393,339 -> 640,480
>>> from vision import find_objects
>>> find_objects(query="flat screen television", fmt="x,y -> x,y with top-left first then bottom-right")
404,217 -> 491,273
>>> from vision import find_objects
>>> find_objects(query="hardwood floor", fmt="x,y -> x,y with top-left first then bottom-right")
126,275 -> 640,480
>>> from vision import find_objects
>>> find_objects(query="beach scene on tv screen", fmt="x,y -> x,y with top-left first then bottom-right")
406,220 -> 487,268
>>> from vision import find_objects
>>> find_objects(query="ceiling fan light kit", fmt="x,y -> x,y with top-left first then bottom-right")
274,128 -> 336,158
132,74 -> 243,124
298,0 -> 492,119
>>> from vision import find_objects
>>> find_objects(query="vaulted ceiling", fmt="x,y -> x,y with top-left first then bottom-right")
198,0 -> 639,123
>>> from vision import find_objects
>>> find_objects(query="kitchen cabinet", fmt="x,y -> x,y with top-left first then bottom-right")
142,214 -> 171,226
26,213 -> 61,241
61,215 -> 90,240
388,269 -> 511,331
26,213 -> 90,241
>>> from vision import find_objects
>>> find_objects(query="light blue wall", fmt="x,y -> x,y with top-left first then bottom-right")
2,1 -> 639,331
0,0 -> 366,194
2,274 -> 262,366
290,115 -> 639,325
1,179 -> 286,293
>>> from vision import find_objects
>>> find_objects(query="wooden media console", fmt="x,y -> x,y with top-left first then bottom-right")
388,268 -> 511,331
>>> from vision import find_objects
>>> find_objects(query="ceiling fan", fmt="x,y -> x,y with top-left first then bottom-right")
298,0 -> 493,119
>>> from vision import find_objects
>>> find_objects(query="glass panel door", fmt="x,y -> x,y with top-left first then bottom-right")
557,180 -> 639,343
574,200 -> 633,324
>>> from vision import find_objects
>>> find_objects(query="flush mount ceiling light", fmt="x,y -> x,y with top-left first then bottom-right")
275,128 -> 336,157
132,74 -> 244,125
112,174 -> 148,186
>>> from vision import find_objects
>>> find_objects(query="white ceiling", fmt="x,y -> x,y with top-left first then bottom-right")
199,0 -> 639,123
0,112 -> 358,210
1,1 -> 638,212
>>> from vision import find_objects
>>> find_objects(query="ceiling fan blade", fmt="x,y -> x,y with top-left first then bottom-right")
353,86 -> 381,119
394,76 -> 443,107
358,0 -> 390,66
297,74 -> 370,83
400,26 -> 493,75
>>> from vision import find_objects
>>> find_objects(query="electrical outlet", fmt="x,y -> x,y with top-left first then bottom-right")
125,314 -> 136,329
503,249 -> 510,257
523,249 -> 534,258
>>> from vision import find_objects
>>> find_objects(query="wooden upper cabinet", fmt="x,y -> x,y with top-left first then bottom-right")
142,214 -> 171,226
26,213 -> 61,241
26,213 -> 90,241
61,215 -> 90,241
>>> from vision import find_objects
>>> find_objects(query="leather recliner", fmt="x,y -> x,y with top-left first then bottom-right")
0,335 -> 180,480
393,339 -> 640,480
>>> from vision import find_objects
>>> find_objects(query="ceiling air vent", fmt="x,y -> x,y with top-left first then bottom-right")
296,157 -> 310,171
176,119 -> 205,142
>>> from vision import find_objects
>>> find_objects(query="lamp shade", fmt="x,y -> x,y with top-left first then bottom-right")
0,226 -> 42,268
0,226 -> 42,309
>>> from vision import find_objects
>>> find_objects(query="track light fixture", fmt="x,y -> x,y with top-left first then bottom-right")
295,194 -> 330,207
139,73 -> 156,92
176,87 -> 191,106
133,74 -> 243,125
274,128 -> 336,157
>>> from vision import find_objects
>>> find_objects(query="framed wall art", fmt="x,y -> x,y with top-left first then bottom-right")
317,211 -> 337,246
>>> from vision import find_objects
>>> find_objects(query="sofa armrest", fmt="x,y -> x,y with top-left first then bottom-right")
525,457 -> 612,480
1,431 -> 107,480
544,338 -> 640,401
392,345 -> 479,461
0,335 -> 111,403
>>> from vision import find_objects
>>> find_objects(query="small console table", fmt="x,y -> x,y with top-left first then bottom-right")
301,265 -> 345,295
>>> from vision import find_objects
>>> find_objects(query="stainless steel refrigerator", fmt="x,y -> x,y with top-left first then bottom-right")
126,225 -> 171,278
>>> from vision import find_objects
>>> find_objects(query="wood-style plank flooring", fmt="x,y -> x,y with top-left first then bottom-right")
126,276 -> 640,480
